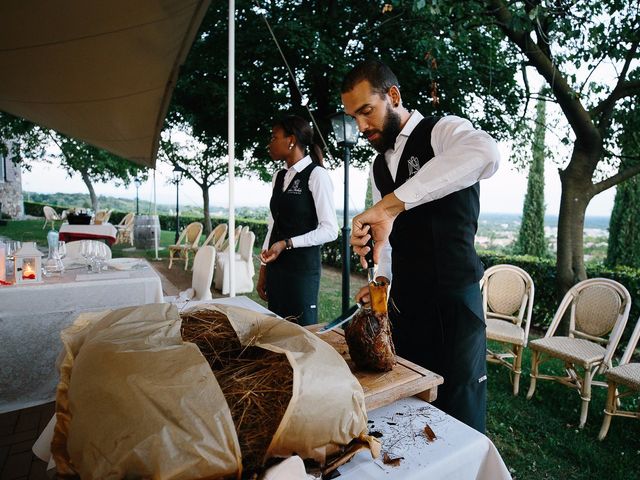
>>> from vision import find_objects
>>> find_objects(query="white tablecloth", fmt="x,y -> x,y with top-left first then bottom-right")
0,261 -> 163,413
58,223 -> 117,244
337,396 -> 511,479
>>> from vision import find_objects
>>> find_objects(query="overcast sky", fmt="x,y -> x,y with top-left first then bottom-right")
22,140 -> 614,218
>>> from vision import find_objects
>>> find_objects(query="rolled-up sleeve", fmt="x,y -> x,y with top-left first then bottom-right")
394,116 -> 500,209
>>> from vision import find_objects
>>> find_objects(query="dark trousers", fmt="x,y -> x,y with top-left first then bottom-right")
266,261 -> 320,326
389,283 -> 487,433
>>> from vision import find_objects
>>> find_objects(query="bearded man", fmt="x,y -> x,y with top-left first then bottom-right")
342,59 -> 499,432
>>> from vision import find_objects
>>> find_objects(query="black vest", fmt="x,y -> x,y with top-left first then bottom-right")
373,117 -> 483,292
268,162 -> 321,271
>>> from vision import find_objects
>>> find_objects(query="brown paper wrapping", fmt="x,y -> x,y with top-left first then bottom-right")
53,304 -> 242,479
52,303 -> 369,477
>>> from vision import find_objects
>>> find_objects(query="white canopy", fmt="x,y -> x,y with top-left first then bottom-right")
0,0 -> 211,168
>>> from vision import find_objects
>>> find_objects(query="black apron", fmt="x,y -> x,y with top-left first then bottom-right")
373,117 -> 487,432
266,162 -> 321,326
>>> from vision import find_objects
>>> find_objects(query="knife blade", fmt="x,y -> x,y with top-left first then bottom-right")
365,232 -> 375,284
317,303 -> 362,334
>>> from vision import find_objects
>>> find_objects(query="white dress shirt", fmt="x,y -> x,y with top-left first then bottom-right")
263,155 -> 339,251
370,112 -> 500,281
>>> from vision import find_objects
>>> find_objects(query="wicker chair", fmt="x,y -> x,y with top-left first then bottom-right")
195,223 -> 227,253
42,206 -> 61,229
114,212 -> 135,246
168,222 -> 203,270
526,278 -> 632,428
598,315 -> 640,440
218,225 -> 243,253
480,264 -> 535,396
94,209 -> 113,225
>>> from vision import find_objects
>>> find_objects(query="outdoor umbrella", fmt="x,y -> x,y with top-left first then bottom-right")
0,0 -> 211,168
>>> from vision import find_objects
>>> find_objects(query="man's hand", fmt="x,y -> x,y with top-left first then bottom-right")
257,265 -> 268,301
260,240 -> 286,264
351,192 -> 405,266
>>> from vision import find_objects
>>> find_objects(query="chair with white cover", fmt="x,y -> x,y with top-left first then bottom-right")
114,212 -> 135,246
168,222 -> 203,270
480,264 -> 535,395
598,315 -> 640,440
214,229 -> 255,295
42,206 -> 61,229
165,246 -> 216,304
526,278 -> 632,428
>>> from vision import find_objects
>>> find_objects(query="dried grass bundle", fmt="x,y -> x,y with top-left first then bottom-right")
180,309 -> 293,476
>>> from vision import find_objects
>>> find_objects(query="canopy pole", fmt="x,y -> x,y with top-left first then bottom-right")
153,168 -> 159,260
228,0 -> 236,297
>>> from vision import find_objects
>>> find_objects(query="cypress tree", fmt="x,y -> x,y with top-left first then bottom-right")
514,96 -> 548,257
606,121 -> 640,267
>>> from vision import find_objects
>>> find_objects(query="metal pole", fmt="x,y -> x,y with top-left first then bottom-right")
342,145 -> 351,314
228,0 -> 236,297
174,180 -> 180,243
135,185 -> 139,215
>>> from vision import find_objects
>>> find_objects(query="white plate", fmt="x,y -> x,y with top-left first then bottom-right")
105,258 -> 142,271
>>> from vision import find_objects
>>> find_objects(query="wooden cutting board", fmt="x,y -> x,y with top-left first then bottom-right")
307,325 -> 443,411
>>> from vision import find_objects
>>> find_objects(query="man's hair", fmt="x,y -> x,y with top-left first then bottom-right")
341,59 -> 399,97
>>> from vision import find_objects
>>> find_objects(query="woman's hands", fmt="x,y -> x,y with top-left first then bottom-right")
260,240 -> 287,264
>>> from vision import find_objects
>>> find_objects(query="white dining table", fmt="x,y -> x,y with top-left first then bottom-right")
0,261 -> 163,414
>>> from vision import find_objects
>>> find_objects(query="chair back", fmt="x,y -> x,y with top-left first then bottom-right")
176,222 -> 203,247
202,223 -> 227,249
43,206 -> 59,220
94,209 -> 112,224
546,278 -> 631,370
191,246 -> 215,301
619,315 -> 640,365
118,212 -> 135,227
238,230 -> 255,262
481,264 -> 535,345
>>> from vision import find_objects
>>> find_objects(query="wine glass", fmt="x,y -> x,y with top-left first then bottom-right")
57,241 -> 67,260
80,241 -> 94,272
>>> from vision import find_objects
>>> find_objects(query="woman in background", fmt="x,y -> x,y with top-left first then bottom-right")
257,115 -> 338,325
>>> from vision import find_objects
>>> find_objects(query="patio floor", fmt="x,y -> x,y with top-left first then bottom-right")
0,402 -> 54,480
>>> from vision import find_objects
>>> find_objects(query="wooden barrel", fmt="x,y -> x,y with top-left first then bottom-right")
133,215 -> 160,250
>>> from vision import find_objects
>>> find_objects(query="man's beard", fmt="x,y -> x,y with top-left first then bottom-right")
367,104 -> 402,154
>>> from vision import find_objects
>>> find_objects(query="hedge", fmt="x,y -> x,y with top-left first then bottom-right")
25,201 -> 640,332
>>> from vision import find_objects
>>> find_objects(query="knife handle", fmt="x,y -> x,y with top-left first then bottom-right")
364,228 -> 374,269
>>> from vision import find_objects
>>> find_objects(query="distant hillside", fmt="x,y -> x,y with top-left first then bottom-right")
479,212 -> 610,229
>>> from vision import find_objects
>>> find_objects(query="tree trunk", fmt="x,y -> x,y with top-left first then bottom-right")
202,186 -> 211,234
80,171 -> 98,211
556,146 -> 597,331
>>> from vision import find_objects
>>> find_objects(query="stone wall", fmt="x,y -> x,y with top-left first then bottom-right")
0,144 -> 24,218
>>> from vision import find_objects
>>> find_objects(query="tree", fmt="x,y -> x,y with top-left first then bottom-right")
171,0 -> 524,176
49,134 -> 147,212
606,101 -> 640,268
0,112 -> 47,167
514,95 -> 547,257
159,121 -> 236,233
418,0 -> 640,298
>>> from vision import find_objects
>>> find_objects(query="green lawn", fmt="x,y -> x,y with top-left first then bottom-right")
1,219 -> 639,479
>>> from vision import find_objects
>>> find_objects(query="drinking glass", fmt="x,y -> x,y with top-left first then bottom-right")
80,241 -> 94,272
57,241 -> 67,260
